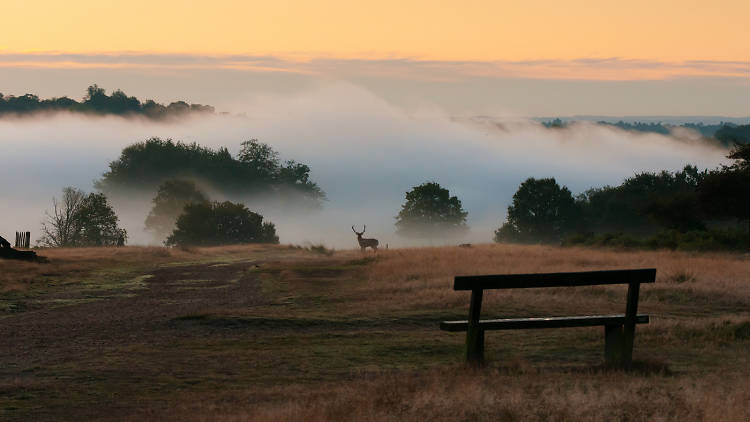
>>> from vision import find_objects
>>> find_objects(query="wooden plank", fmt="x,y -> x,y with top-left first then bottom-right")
454,269 -> 656,290
440,314 -> 649,332
466,289 -> 485,365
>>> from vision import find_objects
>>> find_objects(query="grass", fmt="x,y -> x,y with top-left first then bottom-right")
0,243 -> 748,421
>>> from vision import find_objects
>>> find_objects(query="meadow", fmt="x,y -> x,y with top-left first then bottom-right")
1,244 -> 748,421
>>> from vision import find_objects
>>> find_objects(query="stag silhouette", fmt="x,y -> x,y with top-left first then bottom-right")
352,225 -> 379,251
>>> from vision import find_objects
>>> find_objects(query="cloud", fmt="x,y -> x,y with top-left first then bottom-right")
2,52 -> 750,81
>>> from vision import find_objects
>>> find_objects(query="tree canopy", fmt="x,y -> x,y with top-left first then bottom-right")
96,137 -> 325,206
578,166 -> 706,234
697,143 -> 750,236
166,201 -> 279,246
395,182 -> 468,237
0,85 -> 214,120
495,177 -> 577,243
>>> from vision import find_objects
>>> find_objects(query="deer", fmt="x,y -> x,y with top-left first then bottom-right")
352,225 -> 379,252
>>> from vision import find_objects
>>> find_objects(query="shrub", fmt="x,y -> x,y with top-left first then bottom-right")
165,201 -> 278,246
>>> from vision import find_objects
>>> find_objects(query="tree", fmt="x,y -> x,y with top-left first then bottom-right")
698,143 -> 750,236
40,187 -> 87,247
96,137 -> 325,205
76,192 -> 128,246
238,138 -> 280,179
715,124 -> 750,146
395,182 -> 468,237
145,179 -> 209,239
39,187 -> 127,247
165,201 -> 279,246
575,166 -> 706,235
495,177 -> 577,243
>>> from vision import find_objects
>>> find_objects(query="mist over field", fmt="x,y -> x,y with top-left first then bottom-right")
0,83 -> 730,248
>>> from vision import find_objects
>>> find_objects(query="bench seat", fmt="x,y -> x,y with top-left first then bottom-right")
440,313 -> 649,332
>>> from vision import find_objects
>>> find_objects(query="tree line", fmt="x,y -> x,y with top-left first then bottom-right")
543,119 -> 750,147
33,134 -> 750,251
496,142 -> 750,250
0,85 -> 214,120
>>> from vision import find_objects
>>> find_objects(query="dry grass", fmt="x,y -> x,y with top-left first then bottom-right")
2,243 -> 749,421
183,368 -> 749,422
0,244 -> 291,292
350,244 -> 750,317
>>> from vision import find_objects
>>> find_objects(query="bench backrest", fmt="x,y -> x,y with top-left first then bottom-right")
454,268 -> 656,290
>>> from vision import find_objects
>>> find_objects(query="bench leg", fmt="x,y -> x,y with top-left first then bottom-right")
604,324 -> 623,366
466,328 -> 485,365
621,282 -> 641,369
466,289 -> 485,365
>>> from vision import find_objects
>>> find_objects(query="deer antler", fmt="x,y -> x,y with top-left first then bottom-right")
362,225 -> 366,234
352,225 -> 362,235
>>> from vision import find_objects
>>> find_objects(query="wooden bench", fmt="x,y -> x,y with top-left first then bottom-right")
440,269 -> 656,368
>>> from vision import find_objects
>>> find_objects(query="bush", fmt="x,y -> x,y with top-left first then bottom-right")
165,201 -> 279,247
562,229 -> 749,252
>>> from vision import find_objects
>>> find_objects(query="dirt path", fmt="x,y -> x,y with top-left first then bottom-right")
1,259 -> 269,376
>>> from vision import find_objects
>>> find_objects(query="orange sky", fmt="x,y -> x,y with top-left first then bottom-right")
2,0 -> 749,63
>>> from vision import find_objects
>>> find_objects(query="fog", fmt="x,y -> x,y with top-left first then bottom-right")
0,82 -> 730,248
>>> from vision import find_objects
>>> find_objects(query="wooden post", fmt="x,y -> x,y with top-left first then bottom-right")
466,288 -> 485,365
622,282 -> 641,368
604,324 -> 623,365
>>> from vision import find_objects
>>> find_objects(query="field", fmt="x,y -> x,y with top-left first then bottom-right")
1,244 -> 749,421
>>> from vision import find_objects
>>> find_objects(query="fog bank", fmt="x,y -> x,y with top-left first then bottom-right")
0,83 -> 729,248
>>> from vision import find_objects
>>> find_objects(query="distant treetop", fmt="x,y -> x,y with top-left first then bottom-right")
0,85 -> 215,120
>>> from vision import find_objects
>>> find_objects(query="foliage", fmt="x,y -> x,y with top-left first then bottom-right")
498,150 -> 749,249
715,124 -> 750,146
39,187 -> 127,247
697,143 -> 750,235
541,119 -> 737,144
395,182 -> 468,237
578,165 -> 706,234
495,177 -> 578,243
145,179 -> 209,239
563,229 -> 749,252
0,85 -> 214,119
598,120 -> 671,135
165,201 -> 279,246
96,137 -> 325,205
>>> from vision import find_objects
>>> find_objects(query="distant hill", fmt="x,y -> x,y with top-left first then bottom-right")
540,117 -> 750,147
536,115 -> 750,125
0,85 -> 215,120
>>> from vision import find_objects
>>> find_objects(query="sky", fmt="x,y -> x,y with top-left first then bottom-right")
2,1 -> 750,116
0,1 -> 746,247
